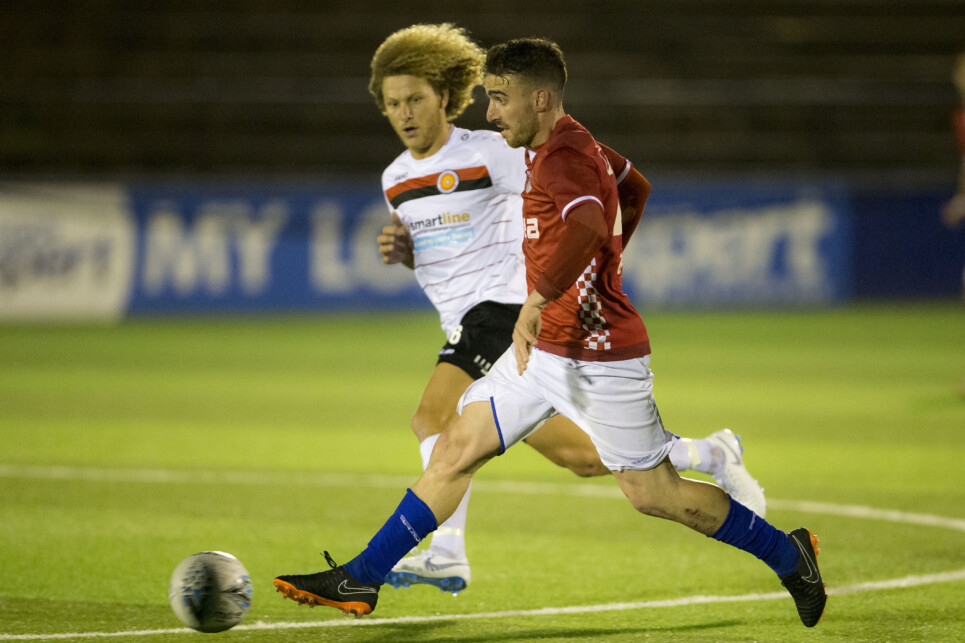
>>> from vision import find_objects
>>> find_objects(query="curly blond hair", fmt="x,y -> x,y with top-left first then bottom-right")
369,23 -> 485,121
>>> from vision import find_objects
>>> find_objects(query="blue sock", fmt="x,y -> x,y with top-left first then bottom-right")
342,489 -> 438,584
711,497 -> 800,577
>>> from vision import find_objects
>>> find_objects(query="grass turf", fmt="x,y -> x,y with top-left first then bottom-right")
0,302 -> 963,641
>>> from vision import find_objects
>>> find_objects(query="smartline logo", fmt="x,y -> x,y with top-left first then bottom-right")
408,212 -> 470,232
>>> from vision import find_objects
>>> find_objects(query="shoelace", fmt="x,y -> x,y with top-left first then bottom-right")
323,550 -> 338,569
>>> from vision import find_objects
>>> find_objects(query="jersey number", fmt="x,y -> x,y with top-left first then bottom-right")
525,217 -> 539,239
448,325 -> 463,345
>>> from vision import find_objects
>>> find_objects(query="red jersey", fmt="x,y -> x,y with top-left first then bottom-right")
522,115 -> 650,361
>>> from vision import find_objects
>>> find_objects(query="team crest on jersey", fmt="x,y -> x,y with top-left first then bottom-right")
436,170 -> 460,194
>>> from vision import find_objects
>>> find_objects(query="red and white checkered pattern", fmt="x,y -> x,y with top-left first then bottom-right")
576,258 -> 611,351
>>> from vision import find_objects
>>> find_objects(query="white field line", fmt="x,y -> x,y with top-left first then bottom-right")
2,569 -> 965,640
3,464 -> 965,534
1,464 -> 965,640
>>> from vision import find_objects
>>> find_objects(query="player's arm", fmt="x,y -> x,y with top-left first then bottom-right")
533,202 -> 608,301
514,200 -> 608,374
377,211 -> 414,269
600,143 -> 651,247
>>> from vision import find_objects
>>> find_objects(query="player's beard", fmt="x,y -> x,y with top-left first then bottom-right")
503,113 -> 540,149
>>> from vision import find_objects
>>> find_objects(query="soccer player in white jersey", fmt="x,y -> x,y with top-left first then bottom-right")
364,24 -> 764,594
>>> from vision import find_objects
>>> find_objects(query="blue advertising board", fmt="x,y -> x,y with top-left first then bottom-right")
122,179 -> 854,315
623,179 -> 853,306
125,181 -> 426,314
3,176 -> 957,321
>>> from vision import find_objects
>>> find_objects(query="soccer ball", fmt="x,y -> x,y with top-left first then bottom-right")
169,551 -> 253,633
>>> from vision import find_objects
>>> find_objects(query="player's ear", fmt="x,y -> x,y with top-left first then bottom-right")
533,88 -> 549,113
439,88 -> 450,112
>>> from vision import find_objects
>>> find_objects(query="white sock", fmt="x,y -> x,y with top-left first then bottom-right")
669,437 -> 720,475
418,433 -> 440,469
419,434 -> 469,560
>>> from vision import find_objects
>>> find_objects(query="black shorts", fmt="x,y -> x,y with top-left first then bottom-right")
437,301 -> 522,380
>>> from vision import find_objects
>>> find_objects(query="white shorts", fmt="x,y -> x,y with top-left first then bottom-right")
457,346 -> 677,471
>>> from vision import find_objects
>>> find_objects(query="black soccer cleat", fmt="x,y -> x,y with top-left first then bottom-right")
273,551 -> 380,618
780,528 -> 828,627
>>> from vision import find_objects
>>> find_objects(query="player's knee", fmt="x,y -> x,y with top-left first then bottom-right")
431,428 -> 494,477
410,407 -> 449,442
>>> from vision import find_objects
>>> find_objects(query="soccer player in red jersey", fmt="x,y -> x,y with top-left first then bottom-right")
367,24 -> 764,594
274,37 -> 827,628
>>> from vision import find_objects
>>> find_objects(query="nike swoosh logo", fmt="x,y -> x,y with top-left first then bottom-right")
338,580 -> 378,595
791,533 -> 821,584
716,437 -> 742,466
426,560 -> 467,571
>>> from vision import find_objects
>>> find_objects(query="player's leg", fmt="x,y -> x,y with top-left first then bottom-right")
523,351 -> 765,513
612,459 -> 730,533
391,302 -> 522,591
524,416 -> 765,515
541,353 -> 824,627
388,362 -> 475,591
669,430 -> 767,517
411,401 -> 502,519
523,415 -> 609,477
412,343 -> 557,531
612,462 -> 826,626
410,362 -> 473,442
273,401 -> 502,616
526,415 -> 738,481
411,362 -> 476,556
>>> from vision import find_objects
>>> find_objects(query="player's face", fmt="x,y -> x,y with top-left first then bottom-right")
382,75 -> 450,159
484,73 -> 540,148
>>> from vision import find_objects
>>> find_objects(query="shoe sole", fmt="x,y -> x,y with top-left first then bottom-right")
273,578 -> 372,618
384,571 -> 468,594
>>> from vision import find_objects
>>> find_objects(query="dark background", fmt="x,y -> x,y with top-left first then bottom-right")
2,0 -> 963,179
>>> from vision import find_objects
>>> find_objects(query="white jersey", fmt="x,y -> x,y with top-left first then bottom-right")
382,126 -> 529,335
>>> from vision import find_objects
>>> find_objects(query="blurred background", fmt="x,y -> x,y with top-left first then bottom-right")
1,0 -> 964,319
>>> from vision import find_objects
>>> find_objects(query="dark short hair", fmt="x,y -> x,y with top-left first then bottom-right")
484,38 -> 567,93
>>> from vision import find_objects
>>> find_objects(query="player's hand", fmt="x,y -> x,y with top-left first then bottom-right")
942,194 -> 965,228
378,212 -> 414,268
512,291 -> 548,375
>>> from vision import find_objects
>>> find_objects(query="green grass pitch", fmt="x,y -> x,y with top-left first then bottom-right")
1,302 -> 964,642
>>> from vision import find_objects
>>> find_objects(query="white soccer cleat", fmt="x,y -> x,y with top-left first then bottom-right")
383,550 -> 471,594
707,429 -> 767,517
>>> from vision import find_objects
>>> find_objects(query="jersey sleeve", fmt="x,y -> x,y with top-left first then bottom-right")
596,143 -> 651,247
475,131 -> 528,195
615,165 -> 651,247
380,170 -> 393,212
538,148 -> 605,220
534,201 -> 608,300
598,143 -> 630,184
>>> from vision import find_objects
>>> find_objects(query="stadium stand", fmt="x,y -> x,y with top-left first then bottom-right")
0,0 -> 962,176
